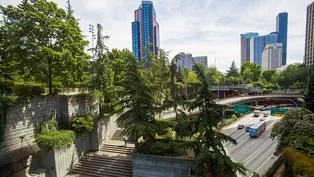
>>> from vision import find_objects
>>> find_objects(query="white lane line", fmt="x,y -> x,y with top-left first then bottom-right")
255,154 -> 274,172
241,121 -> 277,163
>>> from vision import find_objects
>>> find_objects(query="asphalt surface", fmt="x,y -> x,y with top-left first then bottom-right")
222,112 -> 281,177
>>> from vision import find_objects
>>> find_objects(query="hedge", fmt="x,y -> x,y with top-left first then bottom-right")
282,147 -> 314,177
13,82 -> 45,96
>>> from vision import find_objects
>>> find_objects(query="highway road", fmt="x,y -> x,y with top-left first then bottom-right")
221,112 -> 281,177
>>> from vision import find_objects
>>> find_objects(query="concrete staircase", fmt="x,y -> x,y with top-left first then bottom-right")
70,143 -> 133,177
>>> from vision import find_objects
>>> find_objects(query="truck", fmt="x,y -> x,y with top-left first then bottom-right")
249,122 -> 267,138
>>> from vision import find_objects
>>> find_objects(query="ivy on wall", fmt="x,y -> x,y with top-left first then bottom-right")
0,96 -> 17,143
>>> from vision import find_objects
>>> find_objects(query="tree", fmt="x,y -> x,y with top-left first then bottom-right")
226,61 -> 239,78
240,61 -> 261,82
275,64 -> 308,89
262,70 -> 276,82
304,72 -> 314,113
113,56 -> 162,149
205,67 -> 224,85
185,61 -> 246,177
271,108 -> 314,156
66,0 -> 74,15
1,0 -> 90,94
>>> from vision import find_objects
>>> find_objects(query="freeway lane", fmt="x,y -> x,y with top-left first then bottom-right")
221,112 -> 281,177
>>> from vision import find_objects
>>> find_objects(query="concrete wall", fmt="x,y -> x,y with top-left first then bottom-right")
132,154 -> 195,177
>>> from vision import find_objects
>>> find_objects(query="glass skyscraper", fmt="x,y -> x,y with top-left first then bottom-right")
250,33 -> 278,65
131,1 -> 160,63
276,12 -> 288,65
240,32 -> 259,65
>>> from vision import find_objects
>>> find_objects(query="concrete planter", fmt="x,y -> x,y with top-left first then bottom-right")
132,153 -> 195,177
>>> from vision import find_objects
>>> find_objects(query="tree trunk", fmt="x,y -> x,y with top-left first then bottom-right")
48,56 -> 53,95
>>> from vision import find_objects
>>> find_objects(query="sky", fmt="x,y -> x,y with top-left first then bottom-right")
1,0 -> 313,72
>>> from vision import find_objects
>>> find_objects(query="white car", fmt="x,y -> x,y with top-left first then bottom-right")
260,117 -> 265,121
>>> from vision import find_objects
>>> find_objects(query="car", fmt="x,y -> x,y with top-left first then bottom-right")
261,107 -> 266,111
260,117 -> 265,121
238,124 -> 245,129
245,127 -> 250,132
264,112 -> 269,117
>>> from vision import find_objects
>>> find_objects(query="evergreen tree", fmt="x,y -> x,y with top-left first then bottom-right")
186,61 -> 246,177
304,72 -> 314,113
226,61 -> 239,78
66,0 -> 74,16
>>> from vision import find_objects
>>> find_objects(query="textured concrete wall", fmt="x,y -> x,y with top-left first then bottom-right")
132,154 -> 195,177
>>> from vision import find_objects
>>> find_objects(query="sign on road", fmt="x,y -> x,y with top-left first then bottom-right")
270,108 -> 289,117
234,104 -> 249,114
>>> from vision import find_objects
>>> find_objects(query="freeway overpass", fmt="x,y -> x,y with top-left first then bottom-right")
160,94 -> 303,119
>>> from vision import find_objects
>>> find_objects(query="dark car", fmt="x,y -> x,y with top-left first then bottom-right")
265,107 -> 271,110
238,124 -> 245,129
245,127 -> 250,132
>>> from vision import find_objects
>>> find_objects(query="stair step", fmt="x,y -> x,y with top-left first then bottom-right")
102,144 -> 134,149
83,155 -> 132,164
80,158 -> 132,167
100,148 -> 133,153
73,164 -> 132,177
72,168 -> 131,177
101,146 -> 133,151
75,162 -> 132,173
99,149 -> 132,154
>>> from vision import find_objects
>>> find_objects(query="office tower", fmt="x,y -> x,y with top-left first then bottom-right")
176,54 -> 208,71
276,12 -> 288,65
240,32 -> 259,65
262,43 -> 283,70
250,33 -> 278,65
304,2 -> 314,66
131,1 -> 160,62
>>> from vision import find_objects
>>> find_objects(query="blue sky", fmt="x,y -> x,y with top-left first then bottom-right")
1,0 -> 313,72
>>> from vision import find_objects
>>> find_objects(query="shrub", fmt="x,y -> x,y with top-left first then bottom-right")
155,128 -> 175,140
13,82 -> 45,96
139,140 -> 185,156
72,115 -> 94,135
35,117 -> 76,151
231,114 -> 237,119
282,147 -> 314,177
35,130 -> 76,151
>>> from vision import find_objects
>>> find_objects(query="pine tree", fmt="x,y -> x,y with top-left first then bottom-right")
226,61 -> 239,78
186,60 -> 246,176
66,0 -> 74,15
304,71 -> 314,113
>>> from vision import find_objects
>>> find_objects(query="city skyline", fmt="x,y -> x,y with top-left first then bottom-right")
1,0 -> 312,72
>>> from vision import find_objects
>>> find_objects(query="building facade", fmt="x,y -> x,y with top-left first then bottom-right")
250,33 -> 278,65
262,43 -> 283,70
132,1 -> 160,62
304,2 -> 314,66
176,54 -> 208,71
240,32 -> 259,65
276,12 -> 288,65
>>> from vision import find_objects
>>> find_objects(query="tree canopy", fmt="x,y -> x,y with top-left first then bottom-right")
304,71 -> 314,113
240,61 -> 261,82
226,61 -> 239,78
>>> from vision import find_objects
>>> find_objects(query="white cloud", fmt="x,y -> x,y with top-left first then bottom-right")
0,0 -> 312,72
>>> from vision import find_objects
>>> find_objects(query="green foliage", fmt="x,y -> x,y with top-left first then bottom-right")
0,96 -> 17,143
35,117 -> 76,151
271,108 -> 314,156
282,147 -> 314,177
72,115 -> 94,135
138,140 -> 185,156
274,64 -> 308,89
186,72 -> 199,83
304,72 -> 314,113
13,82 -> 45,96
240,61 -> 261,82
226,61 -> 240,78
262,70 -> 276,82
1,0 -> 90,94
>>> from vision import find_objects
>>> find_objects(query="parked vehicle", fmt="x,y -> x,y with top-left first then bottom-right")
249,122 -> 267,138
238,124 -> 245,129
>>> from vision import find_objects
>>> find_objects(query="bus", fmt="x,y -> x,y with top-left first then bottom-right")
249,122 -> 266,138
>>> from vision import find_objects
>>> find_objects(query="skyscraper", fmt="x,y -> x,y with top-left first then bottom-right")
276,12 -> 288,65
131,1 -> 160,62
304,2 -> 314,66
250,33 -> 278,65
262,43 -> 283,71
240,32 -> 259,65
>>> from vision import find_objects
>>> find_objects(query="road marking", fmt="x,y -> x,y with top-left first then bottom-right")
241,120 -> 277,163
255,154 -> 274,173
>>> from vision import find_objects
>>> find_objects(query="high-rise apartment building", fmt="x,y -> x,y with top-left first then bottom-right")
250,33 -> 278,65
262,43 -> 283,71
176,54 -> 208,71
240,32 -> 259,65
131,1 -> 160,62
276,12 -> 288,65
304,2 -> 314,66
